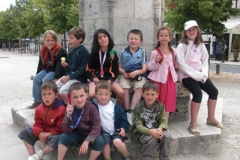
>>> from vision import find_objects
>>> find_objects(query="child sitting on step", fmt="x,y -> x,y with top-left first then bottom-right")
91,80 -> 131,160
132,81 -> 171,160
18,81 -> 66,160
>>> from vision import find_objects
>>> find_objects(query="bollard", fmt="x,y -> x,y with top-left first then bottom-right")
216,64 -> 220,74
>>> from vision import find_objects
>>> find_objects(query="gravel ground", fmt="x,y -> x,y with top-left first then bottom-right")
0,51 -> 240,160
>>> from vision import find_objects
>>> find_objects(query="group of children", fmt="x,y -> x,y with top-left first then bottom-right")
19,20 -> 224,160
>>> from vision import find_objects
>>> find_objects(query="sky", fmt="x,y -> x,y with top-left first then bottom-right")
0,0 -> 16,11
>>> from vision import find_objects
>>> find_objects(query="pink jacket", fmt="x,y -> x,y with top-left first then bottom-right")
147,48 -> 178,83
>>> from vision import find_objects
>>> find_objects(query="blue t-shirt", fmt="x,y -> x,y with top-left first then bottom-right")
118,46 -> 148,72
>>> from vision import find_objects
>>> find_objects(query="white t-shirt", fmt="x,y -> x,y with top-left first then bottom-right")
98,101 -> 115,135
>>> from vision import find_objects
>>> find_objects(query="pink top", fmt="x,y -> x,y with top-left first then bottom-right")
184,41 -> 202,78
147,49 -> 178,83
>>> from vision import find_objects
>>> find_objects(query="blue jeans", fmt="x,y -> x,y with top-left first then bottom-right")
32,70 -> 55,102
58,131 -> 104,151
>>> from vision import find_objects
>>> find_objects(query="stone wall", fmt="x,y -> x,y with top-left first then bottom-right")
79,0 -> 163,54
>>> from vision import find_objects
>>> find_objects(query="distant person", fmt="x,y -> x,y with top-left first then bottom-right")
118,29 -> 148,126
176,20 -> 224,136
58,82 -> 104,160
91,80 -> 131,160
18,81 -> 66,160
132,81 -> 171,160
86,29 -> 124,105
29,30 -> 66,109
147,27 -> 178,123
56,27 -> 89,104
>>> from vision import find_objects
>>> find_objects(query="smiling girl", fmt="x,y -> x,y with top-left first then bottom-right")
86,29 -> 124,105
147,27 -> 178,123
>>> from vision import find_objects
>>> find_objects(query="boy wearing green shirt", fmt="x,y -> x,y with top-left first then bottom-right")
132,81 -> 171,160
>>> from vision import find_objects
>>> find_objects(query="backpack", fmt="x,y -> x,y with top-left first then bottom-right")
156,47 -> 175,64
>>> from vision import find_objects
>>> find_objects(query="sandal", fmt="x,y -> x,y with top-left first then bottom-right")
206,119 -> 224,129
188,124 -> 200,136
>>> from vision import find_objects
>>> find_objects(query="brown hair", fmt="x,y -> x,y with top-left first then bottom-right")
179,27 -> 203,45
142,81 -> 158,93
127,29 -> 143,41
68,27 -> 85,44
155,27 -> 172,51
95,80 -> 111,93
43,30 -> 57,42
69,82 -> 88,93
41,81 -> 58,93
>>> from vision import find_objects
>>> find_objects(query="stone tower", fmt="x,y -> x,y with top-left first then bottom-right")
79,0 -> 164,54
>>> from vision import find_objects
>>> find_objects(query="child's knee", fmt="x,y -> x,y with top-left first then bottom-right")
117,89 -> 124,98
92,136 -> 105,151
58,133 -> 71,147
113,138 -> 124,148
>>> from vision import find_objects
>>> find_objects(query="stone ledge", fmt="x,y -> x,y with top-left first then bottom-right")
12,95 -> 223,159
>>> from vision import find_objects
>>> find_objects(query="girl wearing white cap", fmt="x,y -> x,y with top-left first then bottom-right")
176,20 -> 224,136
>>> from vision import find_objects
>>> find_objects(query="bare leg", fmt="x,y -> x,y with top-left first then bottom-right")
102,144 -> 111,159
88,84 -> 96,100
165,112 -> 169,123
23,140 -> 35,155
42,146 -> 54,155
207,98 -> 217,120
123,89 -> 130,110
190,101 -> 201,129
130,88 -> 142,110
111,83 -> 124,106
113,139 -> 128,155
58,144 -> 68,160
88,150 -> 102,160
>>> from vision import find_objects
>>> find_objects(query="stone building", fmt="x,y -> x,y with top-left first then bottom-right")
79,0 -> 164,54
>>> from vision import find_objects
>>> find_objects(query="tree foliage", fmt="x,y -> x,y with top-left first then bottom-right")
165,0 -> 240,35
0,0 -> 79,40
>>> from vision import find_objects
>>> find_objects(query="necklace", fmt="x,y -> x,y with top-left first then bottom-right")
191,44 -> 198,52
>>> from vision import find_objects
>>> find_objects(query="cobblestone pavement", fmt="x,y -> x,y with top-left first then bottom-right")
0,51 -> 240,160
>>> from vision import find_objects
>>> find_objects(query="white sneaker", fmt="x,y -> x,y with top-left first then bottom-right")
127,111 -> 134,126
28,150 -> 44,160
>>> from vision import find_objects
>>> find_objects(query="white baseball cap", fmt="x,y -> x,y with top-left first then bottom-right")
184,20 -> 198,30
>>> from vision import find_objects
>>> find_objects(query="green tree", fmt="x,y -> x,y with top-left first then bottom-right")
165,0 -> 240,35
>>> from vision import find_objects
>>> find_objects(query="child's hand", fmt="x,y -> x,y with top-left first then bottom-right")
123,73 -> 129,79
93,77 -> 99,83
61,61 -> 68,67
39,132 -> 47,144
107,80 -> 112,84
129,72 -> 137,79
66,104 -> 74,117
79,141 -> 89,155
155,55 -> 162,63
149,129 -> 161,139
118,128 -> 125,137
60,76 -> 70,84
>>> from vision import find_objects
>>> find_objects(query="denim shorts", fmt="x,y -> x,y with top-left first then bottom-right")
18,127 -> 60,149
101,131 -> 123,145
58,131 -> 104,151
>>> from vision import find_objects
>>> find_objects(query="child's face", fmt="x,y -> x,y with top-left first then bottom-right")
70,89 -> 88,109
41,89 -> 58,106
44,34 -> 57,50
185,26 -> 198,41
98,33 -> 109,49
68,34 -> 82,48
157,29 -> 171,46
142,89 -> 159,108
95,88 -> 111,106
128,33 -> 142,50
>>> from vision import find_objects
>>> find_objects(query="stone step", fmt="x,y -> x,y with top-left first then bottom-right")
12,95 -> 223,159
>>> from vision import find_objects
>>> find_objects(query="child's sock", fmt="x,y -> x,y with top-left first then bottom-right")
123,152 -> 130,158
105,158 -> 111,160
